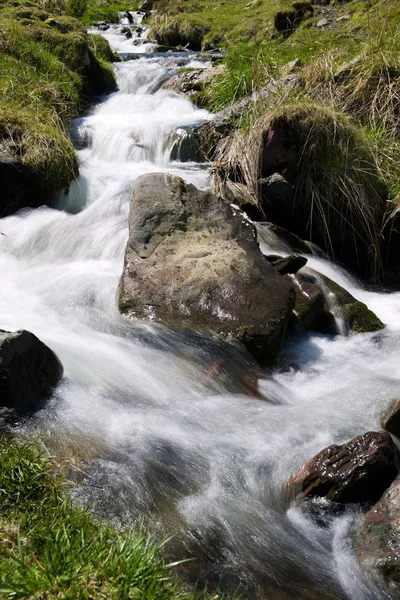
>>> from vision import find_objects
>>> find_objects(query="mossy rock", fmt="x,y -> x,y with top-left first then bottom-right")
148,20 -> 210,51
341,301 -> 384,334
89,32 -> 120,62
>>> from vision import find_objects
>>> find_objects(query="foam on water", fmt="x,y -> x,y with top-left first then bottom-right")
1,15 -> 400,600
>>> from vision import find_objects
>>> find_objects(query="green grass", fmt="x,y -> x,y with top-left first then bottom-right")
81,0 -> 139,25
0,438 -> 233,599
0,0 -> 117,200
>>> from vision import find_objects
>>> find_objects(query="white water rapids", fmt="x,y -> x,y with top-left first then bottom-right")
1,16 -> 400,600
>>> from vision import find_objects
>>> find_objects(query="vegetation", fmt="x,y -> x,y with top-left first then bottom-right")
0,0 -> 118,203
0,438 -> 232,599
81,0 -> 139,25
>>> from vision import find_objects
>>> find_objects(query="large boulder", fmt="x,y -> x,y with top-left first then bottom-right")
288,431 -> 400,506
353,475 -> 400,596
118,173 -> 295,365
0,329 -> 63,413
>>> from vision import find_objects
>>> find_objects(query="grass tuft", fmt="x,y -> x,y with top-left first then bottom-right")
0,438 -> 233,600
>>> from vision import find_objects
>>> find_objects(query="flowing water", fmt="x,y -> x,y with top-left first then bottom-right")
1,15 -> 400,600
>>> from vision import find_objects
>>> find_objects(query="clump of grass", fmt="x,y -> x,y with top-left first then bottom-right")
0,438 -> 232,599
213,103 -> 387,279
0,0 -> 117,205
148,20 -> 210,51
81,0 -> 139,25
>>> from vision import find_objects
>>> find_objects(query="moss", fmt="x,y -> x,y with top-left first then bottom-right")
341,301 -> 385,334
85,51 -> 117,94
89,31 -> 120,62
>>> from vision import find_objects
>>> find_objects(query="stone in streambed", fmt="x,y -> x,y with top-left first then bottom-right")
381,399 -> 400,438
353,475 -> 400,596
288,431 -> 400,506
0,329 -> 63,413
118,173 -> 295,365
267,254 -> 307,275
288,272 -> 334,333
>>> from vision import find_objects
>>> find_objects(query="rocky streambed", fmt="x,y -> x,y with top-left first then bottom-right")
2,11 -> 400,600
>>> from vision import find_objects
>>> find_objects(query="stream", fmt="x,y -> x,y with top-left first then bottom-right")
1,12 -> 400,600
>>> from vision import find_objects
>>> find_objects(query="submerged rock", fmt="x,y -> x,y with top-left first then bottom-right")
0,329 -> 63,413
312,272 -> 385,334
118,173 -> 295,365
288,431 -> 400,506
353,474 -> 400,596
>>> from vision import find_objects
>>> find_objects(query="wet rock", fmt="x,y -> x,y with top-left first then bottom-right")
121,26 -> 132,39
168,128 -> 205,163
381,399 -> 400,438
288,431 -> 400,506
311,272 -> 385,334
92,21 -> 109,31
353,474 -> 400,595
268,254 -> 307,275
288,272 -> 332,332
256,222 -> 313,254
118,173 -> 295,365
0,329 -> 63,413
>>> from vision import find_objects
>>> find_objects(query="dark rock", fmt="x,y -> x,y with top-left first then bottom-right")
92,21 -> 110,31
353,474 -> 400,595
274,2 -> 313,35
311,272 -> 385,334
268,254 -> 307,275
260,173 -> 294,210
0,140 -> 34,217
288,431 -> 400,505
288,272 -> 332,332
124,11 -> 133,23
121,26 -> 132,39
168,128 -> 205,163
381,399 -> 400,438
0,329 -> 63,413
256,222 -> 313,254
118,173 -> 295,365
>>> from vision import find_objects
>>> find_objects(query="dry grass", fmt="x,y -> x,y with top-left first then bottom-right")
213,103 -> 387,279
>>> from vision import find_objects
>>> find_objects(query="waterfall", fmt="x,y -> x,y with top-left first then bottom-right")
1,13 -> 399,600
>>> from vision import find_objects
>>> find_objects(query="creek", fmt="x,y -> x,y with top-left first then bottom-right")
1,13 -> 400,600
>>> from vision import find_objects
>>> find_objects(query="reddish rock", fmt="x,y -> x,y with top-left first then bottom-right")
288,431 -> 400,505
